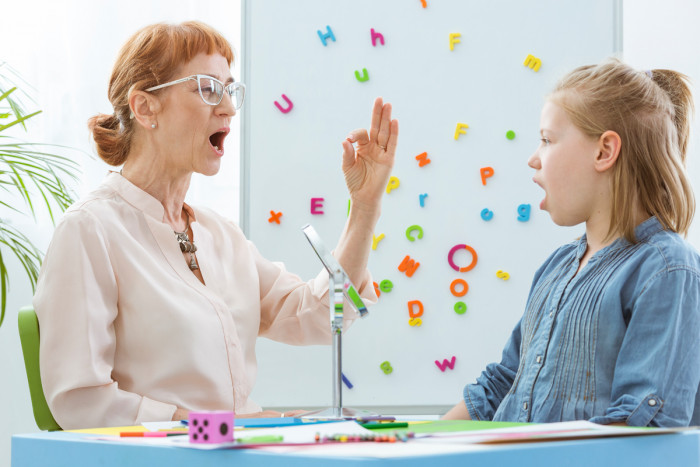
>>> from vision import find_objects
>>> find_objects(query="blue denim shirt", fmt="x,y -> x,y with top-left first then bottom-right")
464,217 -> 700,427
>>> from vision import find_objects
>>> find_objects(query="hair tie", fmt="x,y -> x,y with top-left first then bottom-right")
645,70 -> 653,78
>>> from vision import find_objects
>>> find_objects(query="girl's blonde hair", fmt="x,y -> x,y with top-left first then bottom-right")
87,21 -> 234,166
551,58 -> 695,242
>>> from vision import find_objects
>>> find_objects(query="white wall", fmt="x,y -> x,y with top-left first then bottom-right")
0,1 -> 698,465
623,0 -> 700,246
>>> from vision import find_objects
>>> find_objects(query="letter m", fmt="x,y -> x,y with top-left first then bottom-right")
523,54 -> 542,72
398,255 -> 420,277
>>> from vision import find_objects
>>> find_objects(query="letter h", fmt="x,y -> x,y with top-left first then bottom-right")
318,26 -> 336,46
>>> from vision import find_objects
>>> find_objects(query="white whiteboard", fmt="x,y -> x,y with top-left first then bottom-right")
241,0 -> 621,410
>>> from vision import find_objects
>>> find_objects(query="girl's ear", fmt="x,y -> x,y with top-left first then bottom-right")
595,130 -> 621,172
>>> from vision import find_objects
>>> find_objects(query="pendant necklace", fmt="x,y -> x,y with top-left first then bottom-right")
174,210 -> 199,270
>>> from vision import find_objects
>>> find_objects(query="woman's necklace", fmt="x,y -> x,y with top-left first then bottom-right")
174,210 -> 199,271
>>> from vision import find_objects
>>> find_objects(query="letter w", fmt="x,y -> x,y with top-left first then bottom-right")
398,255 -> 420,277
435,356 -> 456,372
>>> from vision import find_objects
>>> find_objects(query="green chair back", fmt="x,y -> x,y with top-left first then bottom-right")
18,305 -> 61,431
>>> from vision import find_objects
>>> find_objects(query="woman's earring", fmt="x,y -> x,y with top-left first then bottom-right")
151,123 -> 157,129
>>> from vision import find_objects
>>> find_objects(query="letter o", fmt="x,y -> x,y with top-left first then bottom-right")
450,279 -> 469,297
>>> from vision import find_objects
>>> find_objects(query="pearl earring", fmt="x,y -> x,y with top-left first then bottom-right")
151,123 -> 157,129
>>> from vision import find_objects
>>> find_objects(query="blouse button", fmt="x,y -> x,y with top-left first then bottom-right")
536,356 -> 542,364
648,399 -> 657,407
523,402 -> 528,410
549,312 -> 553,318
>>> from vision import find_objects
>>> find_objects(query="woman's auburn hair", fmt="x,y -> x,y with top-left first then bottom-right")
551,58 -> 695,242
87,21 -> 234,166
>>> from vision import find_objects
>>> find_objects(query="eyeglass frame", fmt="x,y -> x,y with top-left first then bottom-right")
145,74 -> 246,109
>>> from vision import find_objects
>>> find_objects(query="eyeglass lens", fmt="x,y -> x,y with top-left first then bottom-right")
198,76 -> 244,109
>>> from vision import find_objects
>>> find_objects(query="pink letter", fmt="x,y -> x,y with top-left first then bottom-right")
274,94 -> 294,114
371,28 -> 385,47
311,197 -> 325,215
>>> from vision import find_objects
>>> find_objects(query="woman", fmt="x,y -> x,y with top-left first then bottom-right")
33,21 -> 398,429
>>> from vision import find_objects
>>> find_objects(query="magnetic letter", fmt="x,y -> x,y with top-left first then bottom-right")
450,278 -> 469,297
407,300 -> 424,318
370,28 -> 385,46
268,211 -> 282,224
447,244 -> 478,273
398,255 -> 420,277
355,68 -> 370,82
386,176 -> 400,194
408,317 -> 423,327
523,54 -> 542,72
405,225 -> 424,242
449,33 -> 461,51
372,233 -> 385,250
480,208 -> 494,221
480,167 -> 494,185
341,373 -> 353,389
435,356 -> 457,372
454,123 -> 469,140
517,204 -> 531,222
379,280 -> 394,293
496,270 -> 511,280
419,193 -> 428,207
415,151 -> 431,167
274,94 -> 294,113
318,26 -> 336,46
310,197 -> 324,215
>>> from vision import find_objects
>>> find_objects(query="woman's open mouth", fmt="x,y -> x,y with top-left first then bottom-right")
209,128 -> 230,155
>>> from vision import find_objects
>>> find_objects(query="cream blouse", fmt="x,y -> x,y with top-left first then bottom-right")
34,172 -> 374,429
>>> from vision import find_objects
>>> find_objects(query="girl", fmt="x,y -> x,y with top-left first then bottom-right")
444,59 -> 700,427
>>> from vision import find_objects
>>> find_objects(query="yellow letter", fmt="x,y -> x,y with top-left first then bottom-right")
454,123 -> 469,140
386,176 -> 400,194
523,54 -> 542,72
449,33 -> 461,51
372,233 -> 385,250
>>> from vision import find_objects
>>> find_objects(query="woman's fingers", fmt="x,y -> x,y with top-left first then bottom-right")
376,103 -> 393,148
341,138 -> 356,171
385,119 -> 399,154
347,128 -> 370,146
369,97 -> 384,143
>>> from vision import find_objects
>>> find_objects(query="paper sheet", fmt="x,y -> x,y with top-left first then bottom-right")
413,420 -> 681,445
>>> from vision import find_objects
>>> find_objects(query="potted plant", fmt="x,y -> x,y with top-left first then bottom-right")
0,62 -> 80,327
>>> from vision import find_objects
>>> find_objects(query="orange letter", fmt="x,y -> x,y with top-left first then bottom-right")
407,300 -> 424,318
480,166 -> 494,185
398,255 -> 420,277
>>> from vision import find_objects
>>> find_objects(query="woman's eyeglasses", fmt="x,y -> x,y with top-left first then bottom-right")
146,74 -> 245,109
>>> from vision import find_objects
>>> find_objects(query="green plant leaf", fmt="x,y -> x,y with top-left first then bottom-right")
0,64 -> 81,325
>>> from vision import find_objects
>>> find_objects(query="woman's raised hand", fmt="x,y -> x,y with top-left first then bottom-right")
342,97 -> 399,213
